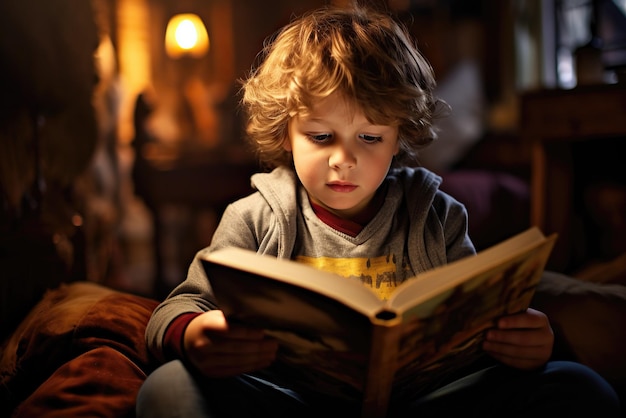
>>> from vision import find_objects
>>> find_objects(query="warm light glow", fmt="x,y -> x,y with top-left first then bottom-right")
165,13 -> 209,59
175,20 -> 199,49
117,0 -> 152,145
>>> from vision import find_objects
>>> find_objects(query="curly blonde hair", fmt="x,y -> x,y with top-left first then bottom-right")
240,5 -> 446,169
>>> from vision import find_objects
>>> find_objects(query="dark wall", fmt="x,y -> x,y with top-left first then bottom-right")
0,0 -> 100,339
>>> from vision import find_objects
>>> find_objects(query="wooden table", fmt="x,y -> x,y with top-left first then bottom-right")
520,83 -> 626,272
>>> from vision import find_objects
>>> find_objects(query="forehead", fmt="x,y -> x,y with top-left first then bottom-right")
301,91 -> 361,119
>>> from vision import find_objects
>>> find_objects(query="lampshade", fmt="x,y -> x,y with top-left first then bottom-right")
165,13 -> 209,59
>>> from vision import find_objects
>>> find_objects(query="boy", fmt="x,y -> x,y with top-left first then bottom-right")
137,5 -> 619,417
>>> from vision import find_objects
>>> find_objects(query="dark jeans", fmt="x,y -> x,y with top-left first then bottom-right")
136,359 -> 620,418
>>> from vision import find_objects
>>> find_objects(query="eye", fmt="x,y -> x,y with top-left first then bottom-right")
359,134 -> 382,143
306,133 -> 332,144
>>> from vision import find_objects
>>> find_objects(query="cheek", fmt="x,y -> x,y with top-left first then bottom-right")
368,155 -> 393,177
292,148 -> 318,170
290,136 -> 322,161
292,148 -> 325,182
292,156 -> 318,190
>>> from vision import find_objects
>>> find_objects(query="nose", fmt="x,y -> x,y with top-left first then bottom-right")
329,142 -> 356,170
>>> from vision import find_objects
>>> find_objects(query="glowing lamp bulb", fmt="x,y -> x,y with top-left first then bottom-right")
165,14 -> 209,58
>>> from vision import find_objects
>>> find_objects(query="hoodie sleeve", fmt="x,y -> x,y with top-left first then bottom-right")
145,168 -> 300,362
144,200 -> 262,362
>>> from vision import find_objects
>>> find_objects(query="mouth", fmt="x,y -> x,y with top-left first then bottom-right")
327,182 -> 357,193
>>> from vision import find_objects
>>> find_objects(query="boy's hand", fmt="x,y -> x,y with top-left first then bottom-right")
184,310 -> 278,377
483,308 -> 554,370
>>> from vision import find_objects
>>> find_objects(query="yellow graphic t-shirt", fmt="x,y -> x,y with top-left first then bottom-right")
295,254 -> 399,301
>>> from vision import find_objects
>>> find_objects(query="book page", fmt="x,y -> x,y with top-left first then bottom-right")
389,227 -> 555,310
203,249 -> 384,316
386,229 -> 557,400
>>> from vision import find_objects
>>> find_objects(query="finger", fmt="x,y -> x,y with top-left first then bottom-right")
486,329 -> 551,347
483,339 -> 552,366
199,310 -> 228,328
198,311 -> 267,340
204,325 -> 268,341
497,308 -> 548,329
202,346 -> 277,367
483,338 -> 548,356
187,334 -> 278,361
195,345 -> 278,377
207,336 -> 279,355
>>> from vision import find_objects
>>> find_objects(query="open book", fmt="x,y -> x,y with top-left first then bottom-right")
200,227 -> 557,418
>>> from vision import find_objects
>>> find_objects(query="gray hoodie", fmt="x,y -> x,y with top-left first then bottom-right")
145,165 -> 476,360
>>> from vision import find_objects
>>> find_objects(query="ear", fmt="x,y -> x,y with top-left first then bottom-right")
282,136 -> 292,152
393,138 -> 401,155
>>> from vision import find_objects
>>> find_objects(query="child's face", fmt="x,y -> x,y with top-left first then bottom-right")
285,91 -> 399,220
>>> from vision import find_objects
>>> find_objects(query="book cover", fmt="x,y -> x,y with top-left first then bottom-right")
200,227 -> 557,418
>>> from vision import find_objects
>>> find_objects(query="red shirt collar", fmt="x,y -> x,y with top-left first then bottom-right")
309,186 -> 386,237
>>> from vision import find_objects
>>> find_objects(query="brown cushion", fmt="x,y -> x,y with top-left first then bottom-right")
11,347 -> 146,418
0,281 -> 159,417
